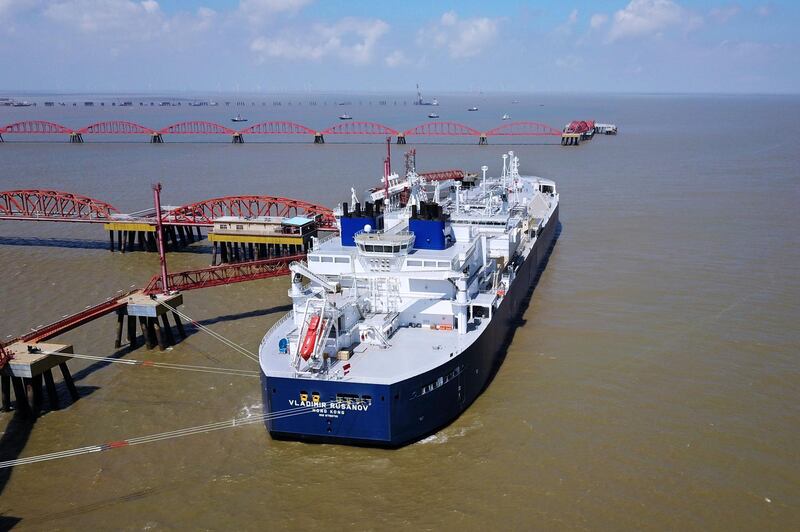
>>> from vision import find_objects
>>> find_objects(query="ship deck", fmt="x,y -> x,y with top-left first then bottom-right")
260,307 -> 492,385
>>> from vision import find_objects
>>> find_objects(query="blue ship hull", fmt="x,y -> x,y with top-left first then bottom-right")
262,205 -> 560,447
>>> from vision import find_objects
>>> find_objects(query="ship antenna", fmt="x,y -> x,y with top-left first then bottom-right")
502,153 -> 508,192
481,165 -> 488,204
384,136 -> 392,207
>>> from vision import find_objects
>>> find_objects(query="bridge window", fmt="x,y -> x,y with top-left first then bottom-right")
321,256 -> 333,263
334,257 -> 350,264
407,260 -> 422,267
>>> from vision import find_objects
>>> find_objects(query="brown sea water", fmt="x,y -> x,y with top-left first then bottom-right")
0,94 -> 799,529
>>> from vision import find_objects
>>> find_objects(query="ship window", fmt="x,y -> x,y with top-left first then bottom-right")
437,261 -> 450,268
401,244 -> 408,250
365,245 -> 375,252
309,256 -> 320,262
334,257 -> 350,263
236,225 -> 244,230
393,245 -> 401,253
407,260 -> 422,267
219,224 -> 228,229
321,256 -> 333,263
423,260 -> 436,268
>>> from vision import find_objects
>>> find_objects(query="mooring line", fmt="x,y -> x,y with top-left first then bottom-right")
0,404 -> 318,469
39,351 -> 259,378
159,301 -> 260,363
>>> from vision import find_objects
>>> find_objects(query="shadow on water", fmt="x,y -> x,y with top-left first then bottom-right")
191,304 -> 293,328
0,303 -> 291,503
0,384 -> 99,498
0,236 -> 212,255
485,221 -> 562,386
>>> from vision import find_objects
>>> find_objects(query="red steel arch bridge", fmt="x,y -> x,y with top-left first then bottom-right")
0,119 -> 585,144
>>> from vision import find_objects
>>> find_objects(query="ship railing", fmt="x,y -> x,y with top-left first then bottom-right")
260,311 -> 294,352
313,231 -> 338,249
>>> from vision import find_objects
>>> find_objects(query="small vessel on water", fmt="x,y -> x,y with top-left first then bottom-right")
231,114 -> 248,122
467,106 -> 479,111
502,113 -> 511,120
339,114 -> 353,120
259,150 -> 560,447
427,112 -> 440,119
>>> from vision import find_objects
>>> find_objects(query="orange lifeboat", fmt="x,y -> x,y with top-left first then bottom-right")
299,315 -> 321,360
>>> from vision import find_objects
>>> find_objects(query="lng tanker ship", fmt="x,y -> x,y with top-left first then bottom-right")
259,151 -> 559,446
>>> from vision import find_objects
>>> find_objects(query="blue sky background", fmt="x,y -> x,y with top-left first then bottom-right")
1,0 -> 797,93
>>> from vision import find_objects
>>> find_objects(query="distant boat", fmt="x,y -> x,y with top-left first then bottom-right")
502,113 -> 511,120
511,100 -> 520,104
339,114 -> 353,120
231,114 -> 248,122
467,106 -> 479,112
427,112 -> 440,119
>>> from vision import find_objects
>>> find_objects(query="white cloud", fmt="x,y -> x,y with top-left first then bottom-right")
250,17 -> 389,64
423,10 -> 500,59
238,0 -> 312,23
607,0 -> 698,42
555,54 -> 582,69
42,0 -> 216,47
709,4 -> 740,23
568,9 -> 578,24
44,0 -> 167,34
385,50 -> 408,67
590,13 -> 608,29
755,4 -> 771,17
0,0 -> 41,19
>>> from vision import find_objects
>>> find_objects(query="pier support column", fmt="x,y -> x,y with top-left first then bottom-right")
43,369 -> 59,410
314,132 -> 325,144
478,135 -> 488,145
172,312 -> 186,339
140,317 -> 154,349
396,134 -> 406,145
151,133 -> 163,143
161,314 -> 175,346
232,133 -> 244,144
109,231 -> 115,252
1,375 -> 10,412
114,310 -> 125,348
177,225 -> 187,246
211,242 -> 218,266
59,362 -> 80,401
10,377 -> 30,416
151,317 -> 166,351
69,132 -> 84,143
127,314 -> 138,346
29,375 -> 43,417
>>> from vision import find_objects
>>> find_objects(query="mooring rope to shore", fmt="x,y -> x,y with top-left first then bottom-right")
158,300 -> 260,364
39,351 -> 259,378
0,404 -> 317,469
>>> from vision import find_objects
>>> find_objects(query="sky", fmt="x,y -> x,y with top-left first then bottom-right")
1,0 -> 798,94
